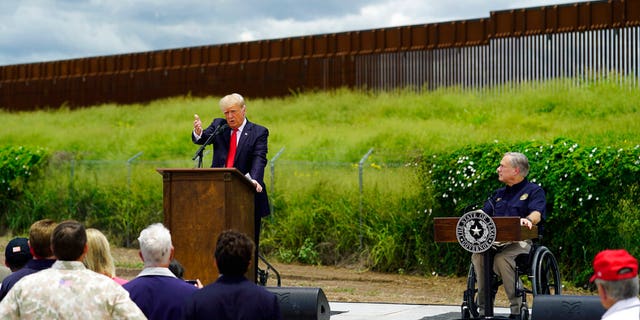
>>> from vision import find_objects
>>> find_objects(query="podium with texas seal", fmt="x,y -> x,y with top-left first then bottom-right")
157,168 -> 257,285
434,210 -> 538,319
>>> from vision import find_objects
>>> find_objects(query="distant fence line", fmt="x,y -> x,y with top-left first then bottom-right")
2,0 -> 640,111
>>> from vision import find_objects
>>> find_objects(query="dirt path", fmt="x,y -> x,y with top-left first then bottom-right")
4,237 -> 594,308
262,262 -> 470,305
114,247 -> 571,307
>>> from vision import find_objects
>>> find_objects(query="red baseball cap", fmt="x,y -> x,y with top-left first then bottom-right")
590,249 -> 638,282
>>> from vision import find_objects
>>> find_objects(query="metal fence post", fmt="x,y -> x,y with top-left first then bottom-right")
269,147 -> 285,217
68,158 -> 76,213
127,151 -> 143,189
358,148 -> 374,250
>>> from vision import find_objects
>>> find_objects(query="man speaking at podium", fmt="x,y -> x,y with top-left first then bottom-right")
471,152 -> 546,319
192,93 -> 271,242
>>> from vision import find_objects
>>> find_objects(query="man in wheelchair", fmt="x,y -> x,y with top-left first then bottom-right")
471,152 -> 545,319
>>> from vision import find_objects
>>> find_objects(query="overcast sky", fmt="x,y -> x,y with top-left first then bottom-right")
1,0 -> 592,66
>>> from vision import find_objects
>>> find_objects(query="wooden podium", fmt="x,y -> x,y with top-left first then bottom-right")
434,215 -> 538,319
157,168 -> 256,285
434,217 -> 537,243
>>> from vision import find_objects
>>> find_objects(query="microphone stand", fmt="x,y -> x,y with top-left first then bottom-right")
192,124 -> 227,168
192,146 -> 206,168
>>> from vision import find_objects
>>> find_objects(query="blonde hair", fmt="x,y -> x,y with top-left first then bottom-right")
29,219 -> 58,258
219,93 -> 246,110
83,228 -> 116,278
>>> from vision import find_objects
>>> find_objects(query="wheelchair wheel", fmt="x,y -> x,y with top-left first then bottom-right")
461,263 -> 480,319
519,304 -> 530,320
531,246 -> 561,295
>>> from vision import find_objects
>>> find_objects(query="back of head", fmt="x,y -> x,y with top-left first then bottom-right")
29,219 -> 58,259
169,259 -> 185,279
138,223 -> 173,267
84,228 -> 116,277
4,237 -> 32,270
51,220 -> 87,261
215,230 -> 254,276
591,249 -> 639,301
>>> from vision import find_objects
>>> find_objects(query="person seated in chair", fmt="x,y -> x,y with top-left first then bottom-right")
471,152 -> 545,319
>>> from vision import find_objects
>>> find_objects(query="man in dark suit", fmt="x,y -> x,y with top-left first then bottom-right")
193,93 -> 270,218
182,229 -> 282,320
192,93 -> 270,262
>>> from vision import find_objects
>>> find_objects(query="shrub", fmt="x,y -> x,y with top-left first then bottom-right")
421,138 -> 640,285
0,146 -> 48,230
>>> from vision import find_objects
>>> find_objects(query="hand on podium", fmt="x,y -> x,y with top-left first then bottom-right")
245,173 -> 263,193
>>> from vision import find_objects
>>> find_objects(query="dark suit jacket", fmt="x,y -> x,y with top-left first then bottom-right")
193,118 -> 270,218
124,274 -> 198,320
182,275 -> 282,320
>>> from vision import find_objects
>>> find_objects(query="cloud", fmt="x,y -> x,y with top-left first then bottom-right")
0,0 -> 593,66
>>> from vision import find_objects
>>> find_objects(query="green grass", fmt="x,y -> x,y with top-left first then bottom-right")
2,79 -> 638,164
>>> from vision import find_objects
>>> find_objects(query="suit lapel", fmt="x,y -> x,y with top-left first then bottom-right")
236,121 -> 252,153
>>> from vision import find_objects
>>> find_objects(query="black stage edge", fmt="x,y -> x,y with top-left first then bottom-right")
421,314 -> 512,320
531,295 -> 604,320
266,286 -> 330,320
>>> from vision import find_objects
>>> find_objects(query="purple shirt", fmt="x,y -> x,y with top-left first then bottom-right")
123,267 -> 198,320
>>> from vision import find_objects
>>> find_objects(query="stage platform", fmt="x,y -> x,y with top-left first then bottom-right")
329,302 -> 511,320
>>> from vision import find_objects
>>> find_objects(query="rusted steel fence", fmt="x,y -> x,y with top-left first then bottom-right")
1,0 -> 640,111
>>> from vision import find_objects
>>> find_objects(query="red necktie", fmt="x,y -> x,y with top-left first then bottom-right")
226,128 -> 238,168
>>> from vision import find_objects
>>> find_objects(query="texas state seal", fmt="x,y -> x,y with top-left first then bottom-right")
456,210 -> 497,253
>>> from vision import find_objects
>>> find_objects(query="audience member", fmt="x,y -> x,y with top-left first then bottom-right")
0,220 -> 146,319
591,249 -> 640,319
84,228 -> 128,285
169,259 -> 185,279
0,219 -> 57,301
123,223 -> 198,320
0,237 -> 32,282
169,259 -> 202,288
182,229 -> 282,320
4,237 -> 32,272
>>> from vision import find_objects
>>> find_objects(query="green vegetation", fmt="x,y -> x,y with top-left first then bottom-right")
1,77 -> 639,287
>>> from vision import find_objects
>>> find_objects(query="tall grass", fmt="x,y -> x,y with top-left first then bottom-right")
2,78 -> 639,162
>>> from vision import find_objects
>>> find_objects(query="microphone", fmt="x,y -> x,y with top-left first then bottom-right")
210,123 -> 229,139
192,123 -> 229,162
484,195 -> 495,216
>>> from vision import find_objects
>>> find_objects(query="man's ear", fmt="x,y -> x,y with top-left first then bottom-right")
81,244 -> 88,258
138,251 -> 144,262
596,283 -> 607,300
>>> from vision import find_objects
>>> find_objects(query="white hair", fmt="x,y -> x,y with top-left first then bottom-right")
138,223 -> 172,267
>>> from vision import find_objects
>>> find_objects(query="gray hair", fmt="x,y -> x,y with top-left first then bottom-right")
219,93 -> 246,110
595,277 -> 640,301
505,152 -> 530,177
138,223 -> 173,267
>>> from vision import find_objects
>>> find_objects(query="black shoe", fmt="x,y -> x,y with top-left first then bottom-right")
257,267 -> 268,286
508,315 -> 521,320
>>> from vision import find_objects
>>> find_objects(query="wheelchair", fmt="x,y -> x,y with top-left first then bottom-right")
460,242 -> 562,319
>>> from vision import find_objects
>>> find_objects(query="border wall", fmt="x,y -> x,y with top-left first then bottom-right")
1,0 -> 640,111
